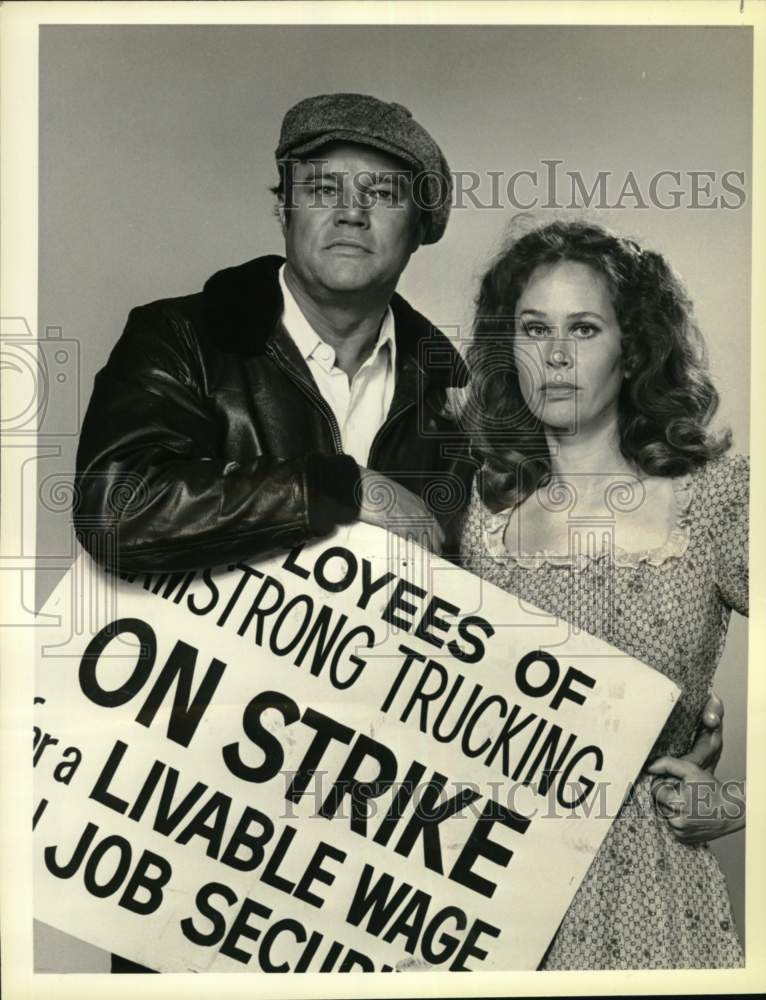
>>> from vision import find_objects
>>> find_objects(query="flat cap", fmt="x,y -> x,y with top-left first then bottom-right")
275,92 -> 452,244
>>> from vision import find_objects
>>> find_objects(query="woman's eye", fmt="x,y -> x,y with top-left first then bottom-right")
572,323 -> 598,338
523,323 -> 549,339
371,188 -> 395,204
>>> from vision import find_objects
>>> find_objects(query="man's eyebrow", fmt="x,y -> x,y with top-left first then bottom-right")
365,171 -> 410,182
292,174 -> 339,186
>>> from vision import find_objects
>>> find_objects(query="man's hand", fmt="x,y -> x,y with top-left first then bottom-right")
681,692 -> 724,772
646,756 -> 745,846
356,468 -> 445,554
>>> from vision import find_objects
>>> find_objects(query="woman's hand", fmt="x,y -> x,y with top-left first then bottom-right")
680,691 -> 724,772
646,756 -> 745,845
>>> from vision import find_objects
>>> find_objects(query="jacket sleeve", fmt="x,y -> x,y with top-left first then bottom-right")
73,303 -> 360,572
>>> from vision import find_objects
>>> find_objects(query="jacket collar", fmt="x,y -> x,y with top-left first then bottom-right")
203,254 -> 467,388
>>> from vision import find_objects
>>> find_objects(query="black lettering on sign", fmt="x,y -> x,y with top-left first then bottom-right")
218,564 -> 265,628
219,806 -> 275,872
521,724 -> 577,793
44,821 -> 100,879
551,666 -> 597,710
421,906 -> 467,964
53,746 -> 82,785
174,791 -> 232,859
372,759 -> 427,847
318,734 -> 398,836
268,594 -> 314,656
462,694 -> 508,757
346,864 -> 413,937
318,940 -> 344,972
282,544 -> 310,580
220,896 -> 273,964
222,690 -> 300,784
292,605 -> 349,677
83,836 -> 133,897
328,624 -> 373,689
338,948 -> 374,971
379,644 -> 426,714
43,821 -> 171,914
285,708 -> 354,803
294,928 -> 324,972
258,917 -> 307,972
33,798 -> 48,830
381,579 -> 428,631
358,559 -> 396,610
313,546 -> 357,594
345,864 -> 498,969
180,881 -> 235,946
381,888 -> 431,953
413,595 -> 461,649
89,740 -> 131,814
292,841 -> 346,909
79,620 -> 225,747
33,731 -> 59,765
236,575 -> 284,641
134,640 -> 226,747
515,649 -> 560,700
515,650 -> 597,711
449,799 -> 531,899
393,773 -> 481,874
33,729 -> 83,785
89,742 -> 281,871
450,918 -> 501,971
446,615 -> 495,665
259,825 -> 298,895
79,618 -> 156,707
186,568 -> 220,617
118,851 -> 173,915
399,658 -> 450,730
556,744 -> 604,808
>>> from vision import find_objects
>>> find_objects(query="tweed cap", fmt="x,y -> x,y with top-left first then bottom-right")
275,92 -> 452,244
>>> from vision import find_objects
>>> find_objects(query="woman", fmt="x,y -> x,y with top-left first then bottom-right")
459,220 -> 747,969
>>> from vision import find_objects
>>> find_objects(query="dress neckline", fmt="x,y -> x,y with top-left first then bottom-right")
482,473 -> 694,570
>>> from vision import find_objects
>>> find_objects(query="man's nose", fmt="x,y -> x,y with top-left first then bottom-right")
335,191 -> 370,226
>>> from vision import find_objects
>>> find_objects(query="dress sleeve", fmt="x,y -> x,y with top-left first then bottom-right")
707,454 -> 749,615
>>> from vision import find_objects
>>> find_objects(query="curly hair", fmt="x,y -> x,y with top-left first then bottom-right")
466,220 -> 730,510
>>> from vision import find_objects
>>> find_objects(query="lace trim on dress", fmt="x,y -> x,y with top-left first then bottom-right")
482,474 -> 694,570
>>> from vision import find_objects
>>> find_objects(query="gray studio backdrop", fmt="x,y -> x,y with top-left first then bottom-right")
36,24 -> 751,971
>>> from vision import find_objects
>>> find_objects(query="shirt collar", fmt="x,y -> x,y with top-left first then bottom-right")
279,264 -> 396,375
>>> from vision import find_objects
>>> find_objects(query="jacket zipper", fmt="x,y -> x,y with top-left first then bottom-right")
266,343 -> 344,454
367,400 -> 416,467
268,341 -> 419,467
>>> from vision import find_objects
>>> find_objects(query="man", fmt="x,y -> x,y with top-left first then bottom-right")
71,92 -> 724,973
73,93 -> 472,572
74,93 -> 475,974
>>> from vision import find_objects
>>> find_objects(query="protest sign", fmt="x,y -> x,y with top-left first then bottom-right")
33,523 -> 679,972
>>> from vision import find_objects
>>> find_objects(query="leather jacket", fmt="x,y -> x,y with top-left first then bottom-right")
73,255 -> 474,572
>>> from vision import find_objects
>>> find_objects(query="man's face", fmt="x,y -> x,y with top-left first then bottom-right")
281,141 -> 424,301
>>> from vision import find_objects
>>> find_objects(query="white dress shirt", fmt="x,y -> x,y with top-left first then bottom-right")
278,265 -> 396,466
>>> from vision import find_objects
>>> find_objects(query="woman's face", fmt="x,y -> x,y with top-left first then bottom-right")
513,259 -> 625,435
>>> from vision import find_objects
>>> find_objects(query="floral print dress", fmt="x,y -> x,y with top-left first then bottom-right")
458,454 -> 748,969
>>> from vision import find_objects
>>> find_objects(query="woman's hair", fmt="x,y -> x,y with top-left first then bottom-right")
465,220 -> 730,510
